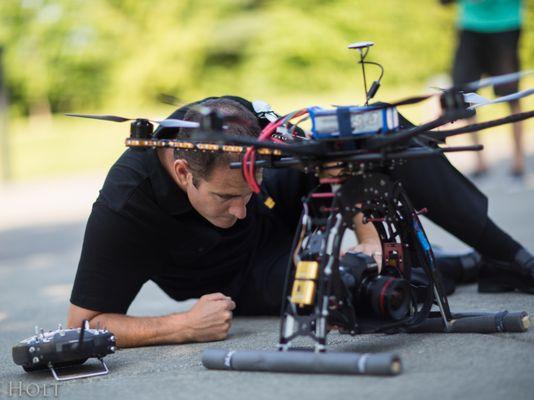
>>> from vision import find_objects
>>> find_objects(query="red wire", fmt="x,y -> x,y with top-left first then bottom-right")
243,119 -> 278,193
243,109 -> 308,193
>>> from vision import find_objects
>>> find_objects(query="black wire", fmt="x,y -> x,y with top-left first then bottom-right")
359,49 -> 369,105
363,61 -> 384,81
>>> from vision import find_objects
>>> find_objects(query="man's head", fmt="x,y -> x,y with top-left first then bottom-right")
170,98 -> 262,229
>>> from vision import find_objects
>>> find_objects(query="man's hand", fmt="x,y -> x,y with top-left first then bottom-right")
342,241 -> 383,272
351,209 -> 383,272
319,162 -> 344,179
183,293 -> 236,342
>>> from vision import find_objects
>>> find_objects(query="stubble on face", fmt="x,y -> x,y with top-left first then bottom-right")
187,166 -> 256,229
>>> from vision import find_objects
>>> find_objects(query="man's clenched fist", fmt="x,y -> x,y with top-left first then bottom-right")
183,293 -> 236,342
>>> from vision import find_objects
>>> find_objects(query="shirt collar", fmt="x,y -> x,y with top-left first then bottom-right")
147,149 -> 192,215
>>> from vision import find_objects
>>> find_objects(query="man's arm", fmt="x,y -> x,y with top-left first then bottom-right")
349,209 -> 383,270
67,293 -> 235,348
353,211 -> 380,245
317,165 -> 382,266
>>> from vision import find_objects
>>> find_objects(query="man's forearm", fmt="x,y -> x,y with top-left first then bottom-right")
354,211 -> 380,245
89,312 -> 191,348
351,210 -> 383,269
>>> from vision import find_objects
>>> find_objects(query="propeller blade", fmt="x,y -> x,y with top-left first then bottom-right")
64,113 -> 132,123
155,119 -> 200,128
463,69 -> 534,92
157,93 -> 181,106
65,113 -> 199,128
463,92 -> 491,106
369,94 -> 436,110
468,88 -> 534,109
362,69 -> 532,113
375,72 -> 532,111
389,94 -> 435,107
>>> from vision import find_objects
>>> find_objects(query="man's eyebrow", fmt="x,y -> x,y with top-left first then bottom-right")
210,191 -> 248,198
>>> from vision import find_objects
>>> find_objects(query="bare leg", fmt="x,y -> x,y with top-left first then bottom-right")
509,100 -> 524,176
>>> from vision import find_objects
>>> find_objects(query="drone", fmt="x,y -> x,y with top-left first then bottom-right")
66,42 -> 533,376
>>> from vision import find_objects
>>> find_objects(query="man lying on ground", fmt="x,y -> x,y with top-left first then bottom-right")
67,96 -> 534,347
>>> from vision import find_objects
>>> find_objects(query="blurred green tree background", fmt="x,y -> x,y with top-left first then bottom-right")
0,0 -> 532,180
2,0 -> 532,115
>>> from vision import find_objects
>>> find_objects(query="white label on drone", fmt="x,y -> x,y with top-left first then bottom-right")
315,109 -> 384,135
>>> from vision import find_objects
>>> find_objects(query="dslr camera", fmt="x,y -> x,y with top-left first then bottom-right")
338,252 -> 411,322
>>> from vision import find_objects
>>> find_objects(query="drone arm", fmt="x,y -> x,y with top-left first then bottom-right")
441,144 -> 483,153
431,110 -> 534,141
366,115 -> 454,150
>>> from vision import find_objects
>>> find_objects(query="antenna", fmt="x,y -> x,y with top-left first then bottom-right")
348,41 -> 383,105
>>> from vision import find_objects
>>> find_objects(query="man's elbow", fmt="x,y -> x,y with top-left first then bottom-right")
67,303 -> 103,328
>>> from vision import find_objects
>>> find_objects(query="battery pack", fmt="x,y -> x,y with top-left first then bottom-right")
309,105 -> 399,139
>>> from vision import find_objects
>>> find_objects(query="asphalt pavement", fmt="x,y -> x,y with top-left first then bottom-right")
1,157 -> 534,400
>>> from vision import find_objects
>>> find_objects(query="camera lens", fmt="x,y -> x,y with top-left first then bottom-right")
389,289 -> 404,311
339,252 -> 411,321
365,276 -> 410,321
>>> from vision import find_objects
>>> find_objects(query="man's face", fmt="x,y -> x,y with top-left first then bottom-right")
183,165 -> 258,229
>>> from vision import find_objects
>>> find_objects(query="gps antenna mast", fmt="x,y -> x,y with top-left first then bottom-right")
348,41 -> 382,105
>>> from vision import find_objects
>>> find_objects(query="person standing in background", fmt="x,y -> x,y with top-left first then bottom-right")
442,0 -> 525,179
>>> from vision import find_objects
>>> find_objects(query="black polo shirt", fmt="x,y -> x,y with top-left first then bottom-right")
70,148 -> 315,314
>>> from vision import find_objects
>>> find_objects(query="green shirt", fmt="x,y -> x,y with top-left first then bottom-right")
459,0 -> 523,32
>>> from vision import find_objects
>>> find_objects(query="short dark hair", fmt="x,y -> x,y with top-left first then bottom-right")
174,98 -> 261,185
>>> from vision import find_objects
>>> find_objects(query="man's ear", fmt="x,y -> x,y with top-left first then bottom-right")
173,159 -> 192,188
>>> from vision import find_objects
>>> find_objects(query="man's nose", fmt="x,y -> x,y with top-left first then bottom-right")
228,198 -> 247,220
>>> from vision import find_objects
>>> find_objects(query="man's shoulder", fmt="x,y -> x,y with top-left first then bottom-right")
97,149 -> 155,212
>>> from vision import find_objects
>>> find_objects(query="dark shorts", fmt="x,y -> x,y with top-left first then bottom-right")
452,29 -> 521,96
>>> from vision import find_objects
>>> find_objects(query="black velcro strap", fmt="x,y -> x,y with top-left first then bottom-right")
336,107 -> 353,137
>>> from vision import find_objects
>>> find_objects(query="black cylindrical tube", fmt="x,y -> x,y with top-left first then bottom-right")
406,311 -> 529,333
202,349 -> 402,376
